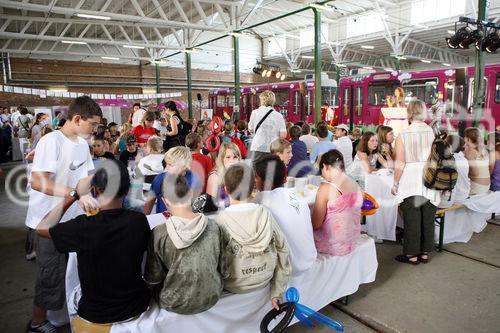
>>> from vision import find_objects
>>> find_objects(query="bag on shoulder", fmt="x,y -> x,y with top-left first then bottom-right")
177,117 -> 192,143
191,193 -> 219,213
423,136 -> 458,191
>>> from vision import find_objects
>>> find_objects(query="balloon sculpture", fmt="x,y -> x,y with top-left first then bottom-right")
260,287 -> 344,333
205,116 -> 223,152
361,192 -> 379,216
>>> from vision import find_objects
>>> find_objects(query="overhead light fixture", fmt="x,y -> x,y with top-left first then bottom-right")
266,70 -> 272,77
181,48 -> 198,53
76,13 -> 111,20
261,69 -> 267,77
478,31 -> 500,52
281,75 -> 286,81
275,72 -> 281,79
309,3 -> 335,12
384,67 -> 394,71
123,44 -> 145,49
442,63 -> 451,66
335,63 -> 347,67
413,23 -> 428,29
291,69 -> 302,73
302,55 -> 314,59
62,40 -> 87,45
361,45 -> 374,49
228,31 -> 244,37
326,41 -> 341,46
447,30 -> 456,35
362,66 -> 373,70
392,54 -> 407,60
458,28 -> 483,49
421,59 -> 431,63
446,26 -> 472,49
101,56 -> 119,60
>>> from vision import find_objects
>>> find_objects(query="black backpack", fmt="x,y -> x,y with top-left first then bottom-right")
423,134 -> 458,193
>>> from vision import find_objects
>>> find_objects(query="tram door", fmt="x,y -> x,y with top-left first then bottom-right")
342,84 -> 363,130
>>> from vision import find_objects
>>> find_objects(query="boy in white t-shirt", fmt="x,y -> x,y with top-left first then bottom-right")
26,96 -> 102,333
254,155 -> 317,276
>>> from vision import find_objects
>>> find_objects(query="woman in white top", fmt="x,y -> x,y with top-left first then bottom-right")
137,136 -> 165,179
392,99 -> 440,265
349,131 -> 389,178
464,127 -> 490,195
248,90 -> 287,163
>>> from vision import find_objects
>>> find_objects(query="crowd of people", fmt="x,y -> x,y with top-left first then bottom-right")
5,90 -> 500,333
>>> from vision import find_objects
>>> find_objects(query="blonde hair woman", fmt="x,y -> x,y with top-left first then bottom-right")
206,142 -> 241,204
392,99 -> 440,264
112,123 -> 132,155
248,90 -> 287,163
144,146 -> 201,214
464,127 -> 490,195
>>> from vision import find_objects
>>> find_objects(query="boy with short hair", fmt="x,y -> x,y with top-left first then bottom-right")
36,160 -> 151,330
270,138 -> 293,166
119,134 -> 138,167
144,173 -> 224,314
185,132 -> 213,192
254,155 -> 317,276
26,96 -> 102,333
144,146 -> 201,214
310,123 -> 336,164
217,163 -> 291,310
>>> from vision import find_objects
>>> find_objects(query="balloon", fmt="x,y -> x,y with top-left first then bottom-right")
205,116 -> 223,152
361,192 -> 379,216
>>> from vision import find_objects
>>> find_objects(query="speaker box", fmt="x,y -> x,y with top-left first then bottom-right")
197,93 -> 202,101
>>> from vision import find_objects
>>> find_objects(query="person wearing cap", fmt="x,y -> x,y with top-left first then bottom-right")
333,124 -> 353,171
119,134 -> 138,167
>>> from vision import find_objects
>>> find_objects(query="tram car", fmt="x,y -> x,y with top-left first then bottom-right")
338,64 -> 500,131
208,73 -> 338,124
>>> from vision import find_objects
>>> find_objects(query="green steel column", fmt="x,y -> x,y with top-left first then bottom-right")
155,63 -> 161,106
395,58 -> 401,71
185,51 -> 193,118
472,0 -> 490,126
313,8 -> 322,124
233,35 -> 240,121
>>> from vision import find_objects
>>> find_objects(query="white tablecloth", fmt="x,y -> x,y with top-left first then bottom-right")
364,174 -> 399,241
65,214 -> 378,333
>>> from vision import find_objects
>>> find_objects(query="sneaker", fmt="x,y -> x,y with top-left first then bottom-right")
25,251 -> 36,261
27,320 -> 57,333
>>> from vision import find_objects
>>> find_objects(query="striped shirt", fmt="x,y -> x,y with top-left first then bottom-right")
399,122 -> 434,163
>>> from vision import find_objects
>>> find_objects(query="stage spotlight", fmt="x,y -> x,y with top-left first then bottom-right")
266,70 -> 272,77
281,74 -> 286,80
446,26 -> 471,49
276,71 -> 281,79
481,31 -> 500,53
261,69 -> 267,77
458,28 -> 483,49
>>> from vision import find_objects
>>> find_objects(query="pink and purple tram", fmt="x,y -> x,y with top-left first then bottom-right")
208,74 -> 338,124
338,64 -> 500,131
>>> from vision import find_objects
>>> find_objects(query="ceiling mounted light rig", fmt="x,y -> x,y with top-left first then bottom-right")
446,16 -> 500,53
252,62 -> 283,80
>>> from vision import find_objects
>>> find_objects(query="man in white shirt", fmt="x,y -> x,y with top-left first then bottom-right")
254,155 -> 317,276
299,123 -> 318,155
248,91 -> 287,163
131,103 -> 146,127
333,124 -> 353,170
26,96 -> 101,333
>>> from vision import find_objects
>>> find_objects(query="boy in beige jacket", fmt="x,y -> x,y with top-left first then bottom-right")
217,163 -> 291,310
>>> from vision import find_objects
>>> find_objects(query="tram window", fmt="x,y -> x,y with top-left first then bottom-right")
355,87 -> 363,116
343,88 -> 349,116
217,95 -> 226,107
242,95 -> 247,112
321,86 -> 337,106
294,91 -> 299,115
274,90 -> 289,107
495,75 -> 500,103
307,91 -> 312,115
368,81 -> 399,106
402,78 -> 438,104
227,95 -> 235,107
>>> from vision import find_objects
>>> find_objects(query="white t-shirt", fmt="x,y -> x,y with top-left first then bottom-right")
254,187 -> 317,276
248,106 -> 286,153
325,107 -> 334,122
299,134 -> 319,154
25,130 -> 94,229
333,136 -> 353,170
132,108 -> 146,127
137,153 -> 165,176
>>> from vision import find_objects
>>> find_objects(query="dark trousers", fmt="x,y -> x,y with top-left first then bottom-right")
400,196 -> 437,256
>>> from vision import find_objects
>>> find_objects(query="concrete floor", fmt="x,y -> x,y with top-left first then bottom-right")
1,161 -> 500,333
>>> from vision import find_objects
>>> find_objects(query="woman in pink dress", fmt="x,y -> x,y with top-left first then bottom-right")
312,150 -> 363,256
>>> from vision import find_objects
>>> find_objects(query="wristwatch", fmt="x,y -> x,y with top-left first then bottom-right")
68,189 -> 80,200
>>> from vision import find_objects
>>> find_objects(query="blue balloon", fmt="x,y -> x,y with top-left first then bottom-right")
284,287 -> 344,332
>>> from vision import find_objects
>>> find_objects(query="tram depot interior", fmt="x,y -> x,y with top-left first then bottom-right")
1,0 -> 500,332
